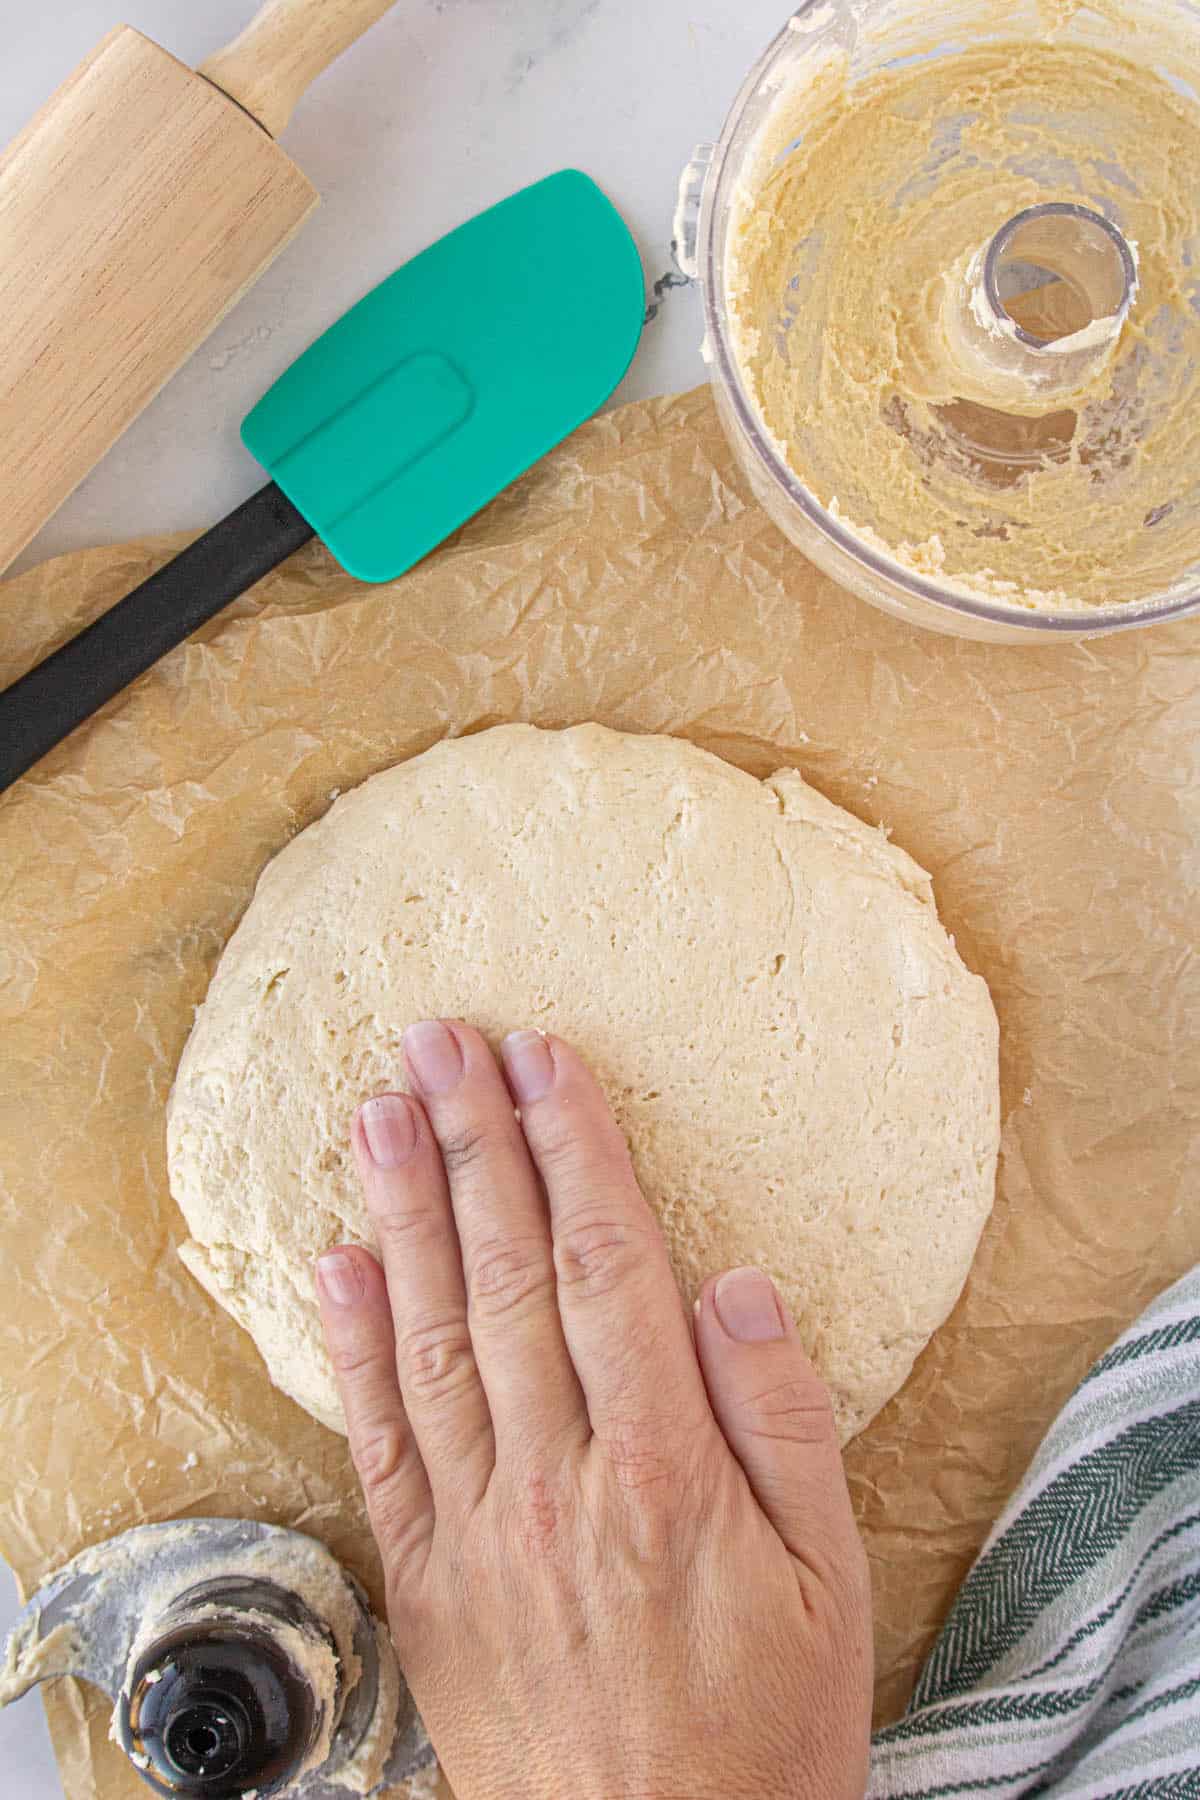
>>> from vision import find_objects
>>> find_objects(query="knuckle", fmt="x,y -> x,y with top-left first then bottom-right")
400,1317 -> 478,1401
468,1237 -> 555,1321
328,1337 -> 383,1383
595,1397 -> 718,1516
554,1220 -> 650,1299
437,1124 -> 492,1179
740,1374 -> 838,1447
371,1200 -> 445,1254
596,1416 -> 677,1496
351,1420 -> 408,1490
535,1108 -> 631,1185
526,1107 -> 582,1167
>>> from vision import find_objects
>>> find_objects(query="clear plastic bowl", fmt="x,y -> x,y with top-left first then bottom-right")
675,0 -> 1200,644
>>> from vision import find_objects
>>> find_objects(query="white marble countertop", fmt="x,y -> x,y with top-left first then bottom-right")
0,0 -> 790,1789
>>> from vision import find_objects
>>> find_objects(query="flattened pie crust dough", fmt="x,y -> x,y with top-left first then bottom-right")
168,726 -> 999,1446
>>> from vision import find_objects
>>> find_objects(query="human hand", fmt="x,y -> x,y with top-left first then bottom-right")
316,1022 -> 872,1800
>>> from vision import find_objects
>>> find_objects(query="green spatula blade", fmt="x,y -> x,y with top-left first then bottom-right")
241,170 -> 645,583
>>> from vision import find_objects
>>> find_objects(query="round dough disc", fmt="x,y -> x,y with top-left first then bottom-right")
168,724 -> 999,1444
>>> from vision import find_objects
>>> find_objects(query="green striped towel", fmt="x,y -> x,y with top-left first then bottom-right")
869,1268 -> 1200,1798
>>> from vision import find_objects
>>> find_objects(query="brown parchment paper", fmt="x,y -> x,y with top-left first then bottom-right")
2,386 -> 1200,1800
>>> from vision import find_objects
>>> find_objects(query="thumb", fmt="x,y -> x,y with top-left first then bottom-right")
693,1267 -> 856,1564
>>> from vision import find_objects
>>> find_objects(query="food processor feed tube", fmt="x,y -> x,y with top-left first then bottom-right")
680,0 -> 1200,642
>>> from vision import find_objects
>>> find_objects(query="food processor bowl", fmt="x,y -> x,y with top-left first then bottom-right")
676,0 -> 1200,643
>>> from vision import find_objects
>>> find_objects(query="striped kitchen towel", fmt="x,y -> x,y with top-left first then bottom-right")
869,1267 -> 1200,1798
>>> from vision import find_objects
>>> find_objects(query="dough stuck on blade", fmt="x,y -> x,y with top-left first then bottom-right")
167,725 -> 999,1444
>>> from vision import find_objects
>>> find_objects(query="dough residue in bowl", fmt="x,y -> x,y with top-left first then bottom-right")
727,28 -> 1200,612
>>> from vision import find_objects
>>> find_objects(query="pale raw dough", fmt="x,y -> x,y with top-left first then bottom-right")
167,725 -> 999,1445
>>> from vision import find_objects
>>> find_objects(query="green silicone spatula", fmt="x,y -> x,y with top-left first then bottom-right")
1,171 -> 644,791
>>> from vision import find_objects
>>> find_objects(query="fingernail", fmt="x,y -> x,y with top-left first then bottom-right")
714,1268 -> 786,1343
360,1094 -> 419,1166
501,1030 -> 555,1104
403,1020 -> 464,1094
318,1251 -> 365,1309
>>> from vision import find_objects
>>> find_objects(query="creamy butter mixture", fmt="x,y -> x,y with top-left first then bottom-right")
728,23 -> 1200,610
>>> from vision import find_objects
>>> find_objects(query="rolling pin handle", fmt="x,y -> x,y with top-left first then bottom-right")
0,484 -> 315,795
198,0 -> 400,138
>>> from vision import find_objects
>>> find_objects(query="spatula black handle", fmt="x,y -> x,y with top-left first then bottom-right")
0,482 -> 314,795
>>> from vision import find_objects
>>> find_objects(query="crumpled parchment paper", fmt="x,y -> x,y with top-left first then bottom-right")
2,387 -> 1199,1799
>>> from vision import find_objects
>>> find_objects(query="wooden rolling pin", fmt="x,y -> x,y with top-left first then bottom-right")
0,0 -> 399,575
